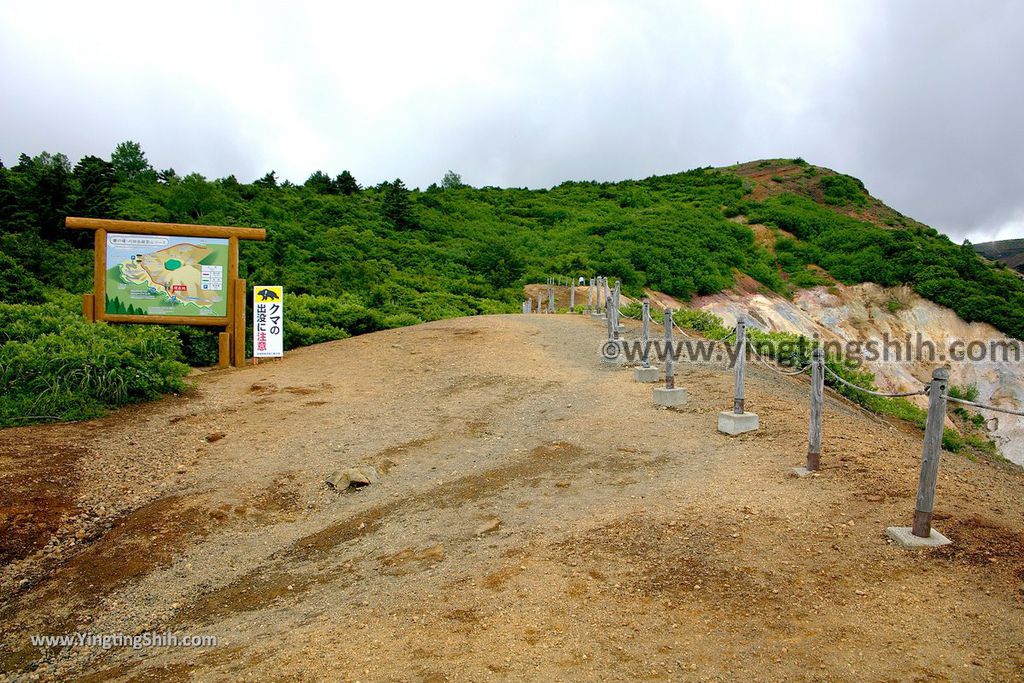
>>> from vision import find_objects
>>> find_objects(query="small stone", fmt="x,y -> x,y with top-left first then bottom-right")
475,518 -> 502,536
325,466 -> 380,491
348,466 -> 379,487
204,432 -> 227,443
325,470 -> 350,490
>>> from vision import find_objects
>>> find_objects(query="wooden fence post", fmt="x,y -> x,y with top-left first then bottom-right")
663,308 -> 674,390
606,295 -> 615,340
913,368 -> 950,537
641,299 -> 651,368
886,368 -> 952,547
733,316 -> 746,414
806,347 -> 824,470
718,315 -> 759,434
612,280 -> 621,338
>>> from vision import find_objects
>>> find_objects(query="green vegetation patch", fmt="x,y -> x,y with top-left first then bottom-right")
3,144 -> 1023,431
0,294 -> 190,426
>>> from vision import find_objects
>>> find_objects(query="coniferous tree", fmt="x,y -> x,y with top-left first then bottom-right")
11,152 -> 73,238
334,170 -> 360,195
157,168 -> 178,184
381,178 -> 415,230
305,170 -> 336,195
254,171 -> 278,188
72,155 -> 116,218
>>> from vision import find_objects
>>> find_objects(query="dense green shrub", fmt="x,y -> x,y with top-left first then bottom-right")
0,298 -> 190,425
744,193 -> 1024,339
819,174 -> 867,206
3,144 -> 1023,430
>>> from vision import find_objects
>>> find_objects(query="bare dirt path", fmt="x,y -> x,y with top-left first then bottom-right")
1,314 -> 1023,682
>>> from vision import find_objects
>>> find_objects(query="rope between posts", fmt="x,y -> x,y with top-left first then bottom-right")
671,319 -> 737,342
755,353 -> 810,376
709,328 -> 735,342
944,395 -> 1024,417
823,364 -> 926,398
746,342 -> 810,376
671,319 -> 697,339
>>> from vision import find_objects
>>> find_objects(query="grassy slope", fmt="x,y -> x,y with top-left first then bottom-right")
3,155 -> 1023,428
974,238 -> 1024,272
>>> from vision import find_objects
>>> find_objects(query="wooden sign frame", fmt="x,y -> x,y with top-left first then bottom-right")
66,217 -> 267,368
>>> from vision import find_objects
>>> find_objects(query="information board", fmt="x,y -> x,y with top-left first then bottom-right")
104,232 -> 230,317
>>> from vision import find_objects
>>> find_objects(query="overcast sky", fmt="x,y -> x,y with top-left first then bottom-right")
1,1 -> 1021,243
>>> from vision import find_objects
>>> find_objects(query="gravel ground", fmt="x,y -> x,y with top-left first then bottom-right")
1,313 -> 1023,682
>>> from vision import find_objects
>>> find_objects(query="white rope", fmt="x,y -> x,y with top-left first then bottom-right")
748,343 -> 810,376
671,319 -> 697,339
944,395 -> 1024,417
756,354 -> 810,376
710,328 -> 736,342
823,364 -> 926,398
671,319 -> 738,342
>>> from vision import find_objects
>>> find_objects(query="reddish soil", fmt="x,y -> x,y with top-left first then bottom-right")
1,315 -> 1023,682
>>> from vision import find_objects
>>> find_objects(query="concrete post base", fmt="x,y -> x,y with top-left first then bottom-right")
886,526 -> 951,548
790,466 -> 817,478
634,366 -> 661,383
598,339 -> 622,366
718,410 -> 759,435
591,312 -> 606,320
600,339 -> 625,365
653,387 -> 687,407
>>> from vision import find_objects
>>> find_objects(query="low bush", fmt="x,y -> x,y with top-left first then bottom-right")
0,298 -> 191,426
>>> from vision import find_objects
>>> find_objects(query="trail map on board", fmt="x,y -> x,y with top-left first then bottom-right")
105,232 -> 229,316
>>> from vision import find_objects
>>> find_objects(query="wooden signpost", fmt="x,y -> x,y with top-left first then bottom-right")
66,217 -> 267,369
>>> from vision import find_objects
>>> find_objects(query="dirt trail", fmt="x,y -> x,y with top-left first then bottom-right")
1,314 -> 1023,682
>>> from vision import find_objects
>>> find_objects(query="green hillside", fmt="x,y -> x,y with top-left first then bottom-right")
974,238 -> 1024,273
2,144 -> 1022,424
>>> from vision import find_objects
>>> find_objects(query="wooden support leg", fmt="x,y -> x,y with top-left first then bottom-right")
233,279 -> 247,367
93,229 -> 107,321
218,332 -> 231,369
82,294 -> 95,322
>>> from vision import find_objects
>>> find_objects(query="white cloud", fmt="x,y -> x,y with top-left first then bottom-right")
1,0 -> 1021,242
